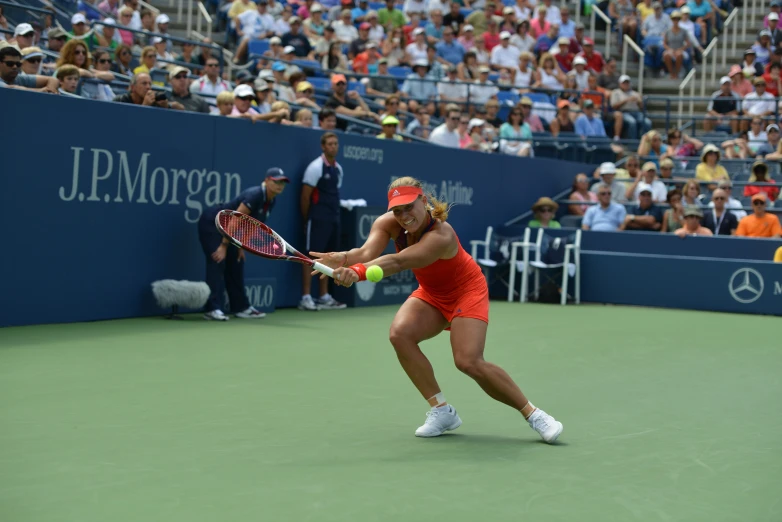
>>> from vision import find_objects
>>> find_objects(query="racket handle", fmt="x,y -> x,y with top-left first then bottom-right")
312,261 -> 334,278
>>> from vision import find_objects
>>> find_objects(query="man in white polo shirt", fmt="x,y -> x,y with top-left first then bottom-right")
490,31 -> 520,70
429,105 -> 462,148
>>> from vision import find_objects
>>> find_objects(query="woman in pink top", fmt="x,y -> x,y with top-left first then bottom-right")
529,6 -> 551,39
568,173 -> 598,215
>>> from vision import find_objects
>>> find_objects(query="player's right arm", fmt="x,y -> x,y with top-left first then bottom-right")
310,212 -> 397,270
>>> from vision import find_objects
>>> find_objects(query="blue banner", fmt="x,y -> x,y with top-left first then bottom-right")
1,89 -> 589,326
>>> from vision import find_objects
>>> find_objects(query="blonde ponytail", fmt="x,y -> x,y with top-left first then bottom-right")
388,176 -> 453,222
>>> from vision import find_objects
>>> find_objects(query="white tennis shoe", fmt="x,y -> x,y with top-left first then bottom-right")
527,409 -> 563,443
203,309 -> 229,321
414,405 -> 462,437
298,295 -> 319,311
235,306 -> 266,319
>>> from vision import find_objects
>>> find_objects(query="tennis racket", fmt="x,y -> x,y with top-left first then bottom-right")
215,210 -> 335,278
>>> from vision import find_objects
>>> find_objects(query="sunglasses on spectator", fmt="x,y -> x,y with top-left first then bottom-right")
713,196 -> 726,200
144,53 -> 155,58
753,200 -> 766,206
302,89 -> 313,94
206,63 -> 219,67
449,116 -> 460,121
335,81 -> 346,86
511,111 -> 521,115
25,57 -> 42,64
2,60 -> 21,67
173,74 -> 188,79
97,58 -> 111,64
75,49 -> 87,55
539,208 -> 554,213
238,96 -> 255,101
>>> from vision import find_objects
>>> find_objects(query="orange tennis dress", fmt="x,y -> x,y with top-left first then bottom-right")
396,221 -> 489,324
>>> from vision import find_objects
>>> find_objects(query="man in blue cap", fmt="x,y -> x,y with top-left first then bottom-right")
198,168 -> 290,321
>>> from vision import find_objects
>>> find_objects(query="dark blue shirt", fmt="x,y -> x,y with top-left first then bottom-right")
203,185 -> 275,224
634,203 -> 664,223
281,32 -> 313,57
303,155 -> 343,222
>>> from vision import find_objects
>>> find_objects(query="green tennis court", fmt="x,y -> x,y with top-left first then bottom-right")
1,303 -> 779,521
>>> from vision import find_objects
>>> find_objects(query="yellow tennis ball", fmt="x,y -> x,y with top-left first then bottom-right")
366,265 -> 384,283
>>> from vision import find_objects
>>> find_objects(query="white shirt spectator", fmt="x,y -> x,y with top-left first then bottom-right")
403,0 -> 428,14
568,69 -> 590,90
631,179 -> 668,202
191,75 -> 232,96
510,33 -> 535,52
514,68 -> 533,88
743,91 -> 776,115
406,42 -> 428,63
333,20 -> 359,43
469,80 -> 499,104
747,129 -> 768,153
513,5 -> 532,21
428,0 -> 448,13
642,14 -> 672,37
238,9 -> 275,39
708,197 -> 747,220
275,18 -> 290,35
429,123 -> 461,147
490,43 -> 521,68
534,4 -> 561,24
438,78 -> 469,100
368,24 -> 385,42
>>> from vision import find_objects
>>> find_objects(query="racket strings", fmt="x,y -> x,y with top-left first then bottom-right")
221,213 -> 283,256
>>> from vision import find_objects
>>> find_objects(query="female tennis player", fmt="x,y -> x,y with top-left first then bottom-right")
312,177 -> 563,442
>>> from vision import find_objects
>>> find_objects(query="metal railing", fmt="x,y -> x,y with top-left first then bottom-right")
700,37 -> 719,98
192,1 -> 212,43
742,0 -> 765,41
721,8 -> 739,69
677,68 -> 696,128
621,34 -> 644,95
138,0 -> 160,17
590,5 -> 612,58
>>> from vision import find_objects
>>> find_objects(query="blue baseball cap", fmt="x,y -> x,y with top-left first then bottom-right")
271,61 -> 286,72
265,167 -> 289,182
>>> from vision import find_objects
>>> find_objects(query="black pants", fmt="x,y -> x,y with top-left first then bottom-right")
199,218 -> 249,313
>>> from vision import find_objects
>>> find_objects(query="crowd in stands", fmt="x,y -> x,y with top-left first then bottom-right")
0,0 -> 780,240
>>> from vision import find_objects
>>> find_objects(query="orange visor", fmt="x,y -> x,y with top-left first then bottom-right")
388,186 -> 423,210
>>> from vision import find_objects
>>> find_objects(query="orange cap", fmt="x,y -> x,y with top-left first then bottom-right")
388,186 -> 423,210
557,99 -> 570,109
331,73 -> 347,85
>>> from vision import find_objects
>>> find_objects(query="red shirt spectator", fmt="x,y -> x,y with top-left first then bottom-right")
556,48 -> 574,72
484,25 -> 501,51
577,39 -> 605,73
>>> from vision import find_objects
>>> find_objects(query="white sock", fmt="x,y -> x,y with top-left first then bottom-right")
302,294 -> 312,301
427,392 -> 447,408
321,293 -> 331,300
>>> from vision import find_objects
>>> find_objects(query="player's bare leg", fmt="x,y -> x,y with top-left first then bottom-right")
449,317 -> 563,443
389,298 -> 461,437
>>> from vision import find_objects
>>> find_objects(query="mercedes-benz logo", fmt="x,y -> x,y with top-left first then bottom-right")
728,268 -> 764,304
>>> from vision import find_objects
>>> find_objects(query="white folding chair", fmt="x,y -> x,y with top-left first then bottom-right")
469,226 -> 496,283
508,228 -> 581,305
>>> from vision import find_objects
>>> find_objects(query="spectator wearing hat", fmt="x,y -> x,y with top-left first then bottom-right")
568,55 -> 590,90
20,46 -> 43,76
281,17 -> 314,58
377,115 -> 403,140
98,18 -> 122,52
755,123 -> 780,156
12,22 -> 35,51
741,48 -> 764,77
575,38 -> 604,74
626,162 -> 668,202
333,8 -> 358,43
705,75 -> 741,133
728,64 -> 752,97
553,37 -> 574,71
152,37 -> 175,69
663,10 -> 689,79
294,79 -> 321,113
590,162 -> 627,202
708,180 -> 747,220
518,96 -> 545,132
743,77 -> 776,121
155,14 -> 172,51
69,14 -> 107,51
695,144 -> 729,189
702,188 -> 739,235
365,11 -> 384,42
753,30 -> 773,66
405,27 -> 428,63
200,167 -> 289,321
253,78 -> 273,113
767,1 -> 782,28
736,193 -> 782,237
768,11 -> 782,46
574,99 -> 607,138
529,198 -> 561,228
461,118 -> 490,151
378,0 -> 406,29
582,183 -> 627,231
230,84 -> 260,116
429,104 -> 462,147
678,7 -> 704,50
489,31 -> 520,70
743,160 -> 780,201
325,73 -> 380,130
469,65 -> 499,105
167,66 -> 209,113
191,56 -> 231,96
623,183 -> 663,231
611,75 -> 650,140
674,207 -> 713,237
302,4 -> 327,45
402,60 -> 438,111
